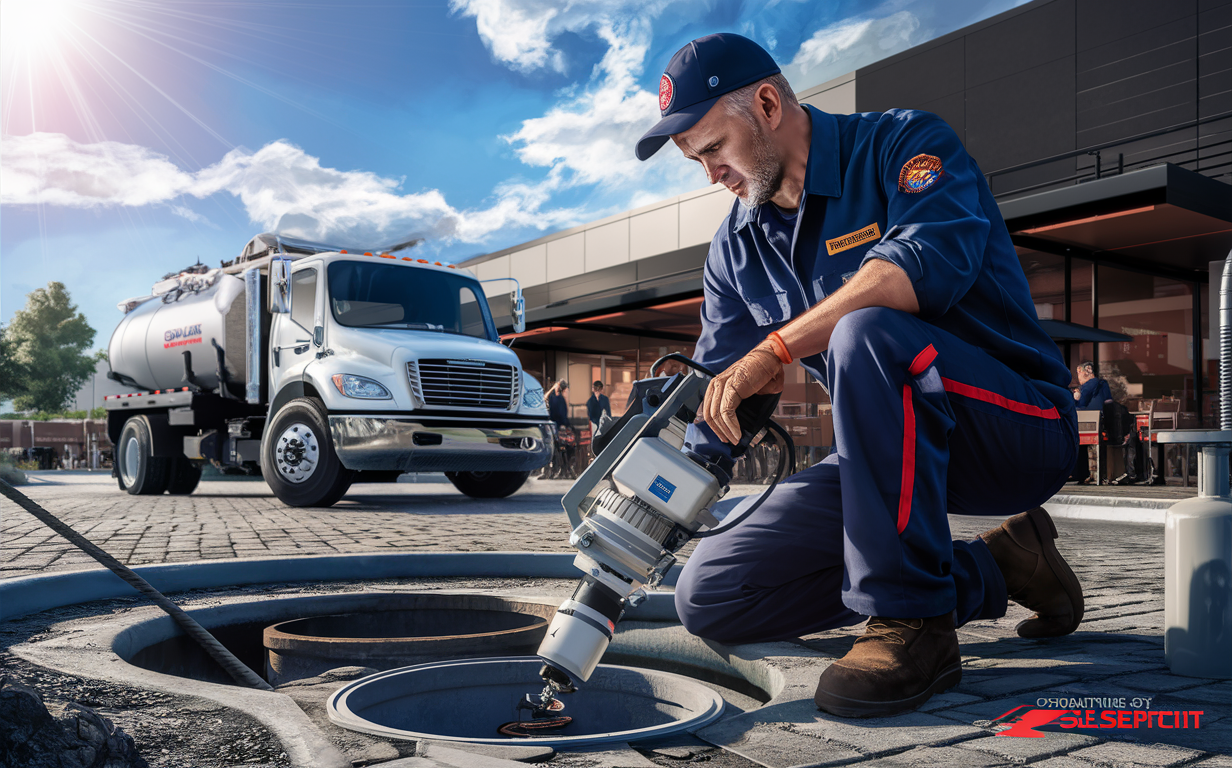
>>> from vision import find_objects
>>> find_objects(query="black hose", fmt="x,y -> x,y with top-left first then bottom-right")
651,353 -> 716,378
693,419 -> 796,539
0,479 -> 274,691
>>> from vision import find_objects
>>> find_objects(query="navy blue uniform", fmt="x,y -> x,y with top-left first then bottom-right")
1076,377 -> 1113,408
675,107 -> 1078,641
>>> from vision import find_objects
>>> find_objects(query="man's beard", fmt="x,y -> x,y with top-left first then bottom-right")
739,121 -> 785,208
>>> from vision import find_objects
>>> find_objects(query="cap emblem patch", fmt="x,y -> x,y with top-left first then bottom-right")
659,73 -> 674,113
898,154 -> 943,193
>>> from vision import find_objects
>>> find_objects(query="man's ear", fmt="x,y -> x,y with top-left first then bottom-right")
757,82 -> 782,130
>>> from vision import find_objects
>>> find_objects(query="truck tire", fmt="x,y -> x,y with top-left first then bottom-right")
264,397 -> 354,507
166,457 -> 202,495
116,417 -> 171,495
445,470 -> 530,499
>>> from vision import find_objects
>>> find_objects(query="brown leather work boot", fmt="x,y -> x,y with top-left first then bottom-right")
814,613 -> 962,718
979,506 -> 1084,638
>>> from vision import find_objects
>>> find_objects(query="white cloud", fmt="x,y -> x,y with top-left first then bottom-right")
503,20 -> 680,191
0,132 -> 585,247
449,0 -> 670,74
785,10 -> 922,87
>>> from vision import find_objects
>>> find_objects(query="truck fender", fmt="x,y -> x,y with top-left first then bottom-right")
267,381 -> 306,423
268,377 -> 328,424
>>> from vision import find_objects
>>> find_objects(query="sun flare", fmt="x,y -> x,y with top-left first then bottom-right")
1,0 -> 77,60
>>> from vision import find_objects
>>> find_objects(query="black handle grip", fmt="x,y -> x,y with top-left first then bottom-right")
730,393 -> 780,458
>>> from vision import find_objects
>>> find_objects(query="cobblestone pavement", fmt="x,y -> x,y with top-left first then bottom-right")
2,471 -> 1230,767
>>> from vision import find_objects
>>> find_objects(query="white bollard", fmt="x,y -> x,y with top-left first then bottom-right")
1164,441 -> 1232,679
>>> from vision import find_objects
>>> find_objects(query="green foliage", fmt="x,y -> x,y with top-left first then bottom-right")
0,325 -> 28,404
0,407 -> 106,420
4,282 -> 98,413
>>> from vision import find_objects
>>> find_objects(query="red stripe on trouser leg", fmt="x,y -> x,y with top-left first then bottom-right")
940,378 -> 1060,419
897,383 -> 916,535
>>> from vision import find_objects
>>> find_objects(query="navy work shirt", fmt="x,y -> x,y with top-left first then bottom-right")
586,393 -> 611,424
1076,377 -> 1113,409
692,106 -> 1069,394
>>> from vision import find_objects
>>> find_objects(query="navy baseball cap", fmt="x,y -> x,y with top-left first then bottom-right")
635,33 -> 781,161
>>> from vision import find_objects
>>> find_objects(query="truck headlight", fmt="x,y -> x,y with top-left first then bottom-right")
331,374 -> 392,399
522,379 -> 546,411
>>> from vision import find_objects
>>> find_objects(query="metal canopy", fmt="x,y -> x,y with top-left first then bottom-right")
1036,319 -> 1132,343
1000,164 -> 1232,279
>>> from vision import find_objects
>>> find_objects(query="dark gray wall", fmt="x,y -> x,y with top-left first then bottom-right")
854,0 -> 1230,197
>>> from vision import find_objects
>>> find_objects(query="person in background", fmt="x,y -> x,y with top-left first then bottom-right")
586,381 -> 612,445
546,380 -> 576,479
1071,361 -> 1113,484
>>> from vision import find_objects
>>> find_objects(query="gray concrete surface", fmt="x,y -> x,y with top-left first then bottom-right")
1,471 -> 1230,768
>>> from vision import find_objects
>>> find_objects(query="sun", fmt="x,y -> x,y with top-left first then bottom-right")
1,0 -> 77,61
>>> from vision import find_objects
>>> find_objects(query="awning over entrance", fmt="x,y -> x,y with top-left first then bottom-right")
1002,163 -> 1232,281
1037,319 -> 1132,343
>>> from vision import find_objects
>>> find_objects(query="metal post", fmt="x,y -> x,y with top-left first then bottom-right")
1220,248 -> 1232,430
1193,280 -> 1203,424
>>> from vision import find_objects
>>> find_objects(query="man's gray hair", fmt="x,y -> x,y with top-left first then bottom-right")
721,73 -> 800,127
1078,361 -> 1095,374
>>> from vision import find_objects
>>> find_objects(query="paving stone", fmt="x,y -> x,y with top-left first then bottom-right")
1067,741 -> 1204,766
1031,758 -> 1097,768
957,672 -> 1077,698
1104,672 -> 1215,694
857,744 -> 1012,767
786,708 -> 983,756
698,707 -> 863,768
1173,683 -> 1232,705
567,743 -> 657,767
956,733 -> 1101,763
918,691 -> 983,713
419,740 -> 552,765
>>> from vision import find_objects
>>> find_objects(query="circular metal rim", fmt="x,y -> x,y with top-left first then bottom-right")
275,423 -> 319,484
120,434 -> 141,488
326,656 -> 725,747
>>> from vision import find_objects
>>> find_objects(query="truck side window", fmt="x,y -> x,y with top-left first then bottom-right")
291,268 -> 317,330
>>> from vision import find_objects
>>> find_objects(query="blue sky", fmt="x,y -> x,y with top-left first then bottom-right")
1,0 -> 1031,350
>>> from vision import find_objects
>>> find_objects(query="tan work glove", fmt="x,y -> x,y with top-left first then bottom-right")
700,342 -> 785,444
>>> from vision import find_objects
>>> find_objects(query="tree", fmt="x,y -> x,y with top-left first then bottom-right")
5,282 -> 98,413
0,324 -> 28,404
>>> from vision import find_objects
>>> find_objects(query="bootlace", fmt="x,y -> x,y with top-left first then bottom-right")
854,617 -> 924,646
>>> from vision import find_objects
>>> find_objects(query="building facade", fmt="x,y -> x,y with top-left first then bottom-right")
462,0 -> 1232,481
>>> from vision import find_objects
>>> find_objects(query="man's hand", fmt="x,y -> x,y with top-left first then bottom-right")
701,342 -> 785,444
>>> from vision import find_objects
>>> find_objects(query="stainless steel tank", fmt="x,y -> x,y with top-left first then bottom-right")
107,273 -> 248,394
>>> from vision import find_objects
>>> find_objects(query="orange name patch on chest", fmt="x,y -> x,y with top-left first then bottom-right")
825,222 -> 881,255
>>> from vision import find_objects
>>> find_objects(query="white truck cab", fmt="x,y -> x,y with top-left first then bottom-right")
104,234 -> 552,507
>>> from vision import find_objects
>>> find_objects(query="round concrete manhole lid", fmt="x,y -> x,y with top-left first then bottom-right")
326,656 -> 725,746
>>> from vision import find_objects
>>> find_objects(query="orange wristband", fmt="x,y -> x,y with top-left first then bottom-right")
767,331 -> 793,364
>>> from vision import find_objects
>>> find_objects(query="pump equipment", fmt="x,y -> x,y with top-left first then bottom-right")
516,356 -> 792,725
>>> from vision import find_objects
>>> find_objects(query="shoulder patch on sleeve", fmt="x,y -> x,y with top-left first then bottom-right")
898,154 -> 944,193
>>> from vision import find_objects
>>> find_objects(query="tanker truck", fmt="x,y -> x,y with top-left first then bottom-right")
103,233 -> 553,507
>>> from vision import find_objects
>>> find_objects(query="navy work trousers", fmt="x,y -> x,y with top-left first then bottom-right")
675,308 -> 1078,645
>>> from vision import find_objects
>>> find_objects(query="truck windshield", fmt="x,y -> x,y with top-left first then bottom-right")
327,261 -> 494,340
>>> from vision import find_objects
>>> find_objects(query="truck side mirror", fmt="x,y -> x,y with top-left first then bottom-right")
511,289 -> 526,334
313,325 -> 324,347
270,259 -> 291,314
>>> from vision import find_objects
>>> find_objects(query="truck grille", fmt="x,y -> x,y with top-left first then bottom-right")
408,359 -> 519,410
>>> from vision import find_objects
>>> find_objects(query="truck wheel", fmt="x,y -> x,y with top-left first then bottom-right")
263,398 -> 354,507
166,457 -> 202,495
116,417 -> 171,495
445,470 -> 530,499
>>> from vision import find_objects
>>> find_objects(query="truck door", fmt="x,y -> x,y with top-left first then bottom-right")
269,265 -> 320,398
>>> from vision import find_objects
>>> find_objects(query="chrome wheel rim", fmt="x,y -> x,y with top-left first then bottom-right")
121,435 -> 141,488
276,423 -> 319,484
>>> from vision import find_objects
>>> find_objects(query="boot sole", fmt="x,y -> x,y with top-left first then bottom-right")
1017,507 -> 1084,637
814,663 -> 962,718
